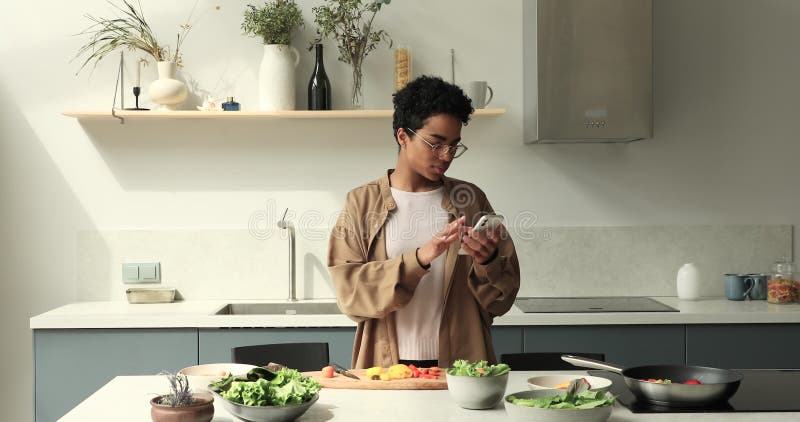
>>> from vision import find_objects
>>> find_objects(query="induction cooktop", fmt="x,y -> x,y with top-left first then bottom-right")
587,369 -> 800,413
514,297 -> 679,313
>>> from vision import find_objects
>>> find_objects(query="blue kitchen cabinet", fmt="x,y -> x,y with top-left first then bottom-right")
492,326 -> 524,359
686,324 -> 800,369
522,325 -> 686,367
33,329 -> 197,422
200,327 -> 523,367
199,328 -> 357,367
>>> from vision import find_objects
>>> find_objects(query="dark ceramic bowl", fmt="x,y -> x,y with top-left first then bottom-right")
150,392 -> 214,422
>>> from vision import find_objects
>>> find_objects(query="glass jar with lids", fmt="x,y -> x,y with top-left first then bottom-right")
767,260 -> 797,304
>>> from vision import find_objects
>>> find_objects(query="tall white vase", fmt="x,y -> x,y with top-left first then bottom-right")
148,61 -> 188,110
259,44 -> 300,111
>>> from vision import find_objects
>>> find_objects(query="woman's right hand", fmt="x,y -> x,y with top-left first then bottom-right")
416,216 -> 466,267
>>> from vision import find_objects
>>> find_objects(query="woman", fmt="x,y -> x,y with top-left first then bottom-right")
328,76 -> 520,369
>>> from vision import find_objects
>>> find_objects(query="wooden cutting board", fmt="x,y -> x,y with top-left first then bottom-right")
302,369 -> 448,390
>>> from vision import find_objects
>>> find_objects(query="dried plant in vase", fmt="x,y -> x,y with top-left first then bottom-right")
73,0 -> 217,71
311,0 -> 393,109
73,0 -> 219,110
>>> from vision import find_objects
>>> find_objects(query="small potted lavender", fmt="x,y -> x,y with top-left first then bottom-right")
150,371 -> 214,422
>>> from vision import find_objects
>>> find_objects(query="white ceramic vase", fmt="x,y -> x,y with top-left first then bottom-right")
148,61 -> 188,110
677,262 -> 701,300
259,44 -> 300,111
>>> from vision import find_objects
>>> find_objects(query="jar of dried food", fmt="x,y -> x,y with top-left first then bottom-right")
767,260 -> 797,304
395,46 -> 412,91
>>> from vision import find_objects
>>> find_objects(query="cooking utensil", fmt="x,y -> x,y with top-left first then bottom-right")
562,355 -> 743,407
330,362 -> 359,380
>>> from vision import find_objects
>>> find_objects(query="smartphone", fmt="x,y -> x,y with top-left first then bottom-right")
458,214 -> 505,255
472,214 -> 505,233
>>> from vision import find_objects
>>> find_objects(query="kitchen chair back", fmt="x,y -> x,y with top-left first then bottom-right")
499,352 -> 606,371
232,342 -> 330,372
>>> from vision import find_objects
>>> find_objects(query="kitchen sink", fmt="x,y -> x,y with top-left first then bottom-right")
213,302 -> 342,315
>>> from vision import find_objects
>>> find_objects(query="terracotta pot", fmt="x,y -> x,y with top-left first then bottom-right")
150,393 -> 214,422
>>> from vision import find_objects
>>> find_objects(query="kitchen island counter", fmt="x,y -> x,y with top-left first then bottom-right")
58,371 -> 800,422
30,297 -> 800,329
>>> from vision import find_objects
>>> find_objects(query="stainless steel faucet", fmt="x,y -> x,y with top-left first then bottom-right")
277,208 -> 297,302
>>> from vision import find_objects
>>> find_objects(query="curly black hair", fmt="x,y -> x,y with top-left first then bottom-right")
392,75 -> 474,145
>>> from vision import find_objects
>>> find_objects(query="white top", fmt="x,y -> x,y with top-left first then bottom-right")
385,187 -> 449,360
29,298 -> 800,329
58,372 -> 799,422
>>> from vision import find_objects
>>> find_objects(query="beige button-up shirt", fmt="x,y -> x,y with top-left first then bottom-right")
328,171 -> 521,368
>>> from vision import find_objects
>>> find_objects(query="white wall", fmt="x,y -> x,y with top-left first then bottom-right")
2,0 -> 800,420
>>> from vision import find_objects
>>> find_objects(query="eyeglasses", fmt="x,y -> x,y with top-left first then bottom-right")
405,128 -> 468,159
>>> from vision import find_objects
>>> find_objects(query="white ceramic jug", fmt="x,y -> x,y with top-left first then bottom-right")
149,61 -> 188,110
676,262 -> 701,300
259,44 -> 300,111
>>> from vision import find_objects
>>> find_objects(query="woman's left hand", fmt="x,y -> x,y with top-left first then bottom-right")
460,225 -> 503,264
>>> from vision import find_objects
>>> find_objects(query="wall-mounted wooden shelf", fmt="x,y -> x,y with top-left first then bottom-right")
63,108 -> 506,120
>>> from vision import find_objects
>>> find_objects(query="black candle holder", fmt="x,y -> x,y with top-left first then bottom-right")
124,86 -> 149,111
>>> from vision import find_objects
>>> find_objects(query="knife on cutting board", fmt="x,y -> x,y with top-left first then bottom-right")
330,362 -> 360,380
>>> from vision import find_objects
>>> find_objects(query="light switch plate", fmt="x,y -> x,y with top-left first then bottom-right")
122,264 -> 139,282
122,262 -> 161,284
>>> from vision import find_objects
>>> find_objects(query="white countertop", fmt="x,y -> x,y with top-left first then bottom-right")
58,371 -> 800,422
30,297 -> 800,329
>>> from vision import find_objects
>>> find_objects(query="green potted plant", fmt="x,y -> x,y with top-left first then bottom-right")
311,0 -> 393,109
150,371 -> 214,422
242,0 -> 304,111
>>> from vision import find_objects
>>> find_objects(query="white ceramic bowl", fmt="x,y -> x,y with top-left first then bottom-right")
212,391 -> 318,422
179,363 -> 256,390
527,375 -> 612,392
445,372 -> 509,409
504,389 -> 613,422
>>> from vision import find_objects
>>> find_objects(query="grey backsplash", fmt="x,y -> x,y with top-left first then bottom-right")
514,225 -> 792,297
77,225 -> 792,301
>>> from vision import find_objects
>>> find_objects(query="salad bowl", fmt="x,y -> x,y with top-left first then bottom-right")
504,389 -> 614,422
207,366 -> 321,422
527,375 -> 611,392
445,359 -> 511,409
179,363 -> 256,391
212,391 -> 318,422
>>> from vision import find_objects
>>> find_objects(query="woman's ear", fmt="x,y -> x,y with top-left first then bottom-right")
397,128 -> 408,147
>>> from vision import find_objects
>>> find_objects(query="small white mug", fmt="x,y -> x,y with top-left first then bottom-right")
467,81 -> 494,109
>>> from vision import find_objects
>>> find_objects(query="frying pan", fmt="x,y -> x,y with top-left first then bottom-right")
562,355 -> 743,407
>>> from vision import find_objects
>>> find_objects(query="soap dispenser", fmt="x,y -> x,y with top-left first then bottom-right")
677,263 -> 701,300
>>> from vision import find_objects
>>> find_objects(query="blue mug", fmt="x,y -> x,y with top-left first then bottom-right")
744,274 -> 768,300
724,274 -> 753,301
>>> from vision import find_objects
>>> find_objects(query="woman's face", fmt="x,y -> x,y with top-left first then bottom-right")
399,113 -> 463,182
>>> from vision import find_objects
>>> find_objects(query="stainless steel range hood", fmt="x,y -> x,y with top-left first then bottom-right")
523,0 -> 653,144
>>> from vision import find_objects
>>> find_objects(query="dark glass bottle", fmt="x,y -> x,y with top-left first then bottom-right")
308,44 -> 332,110
221,96 -> 240,111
